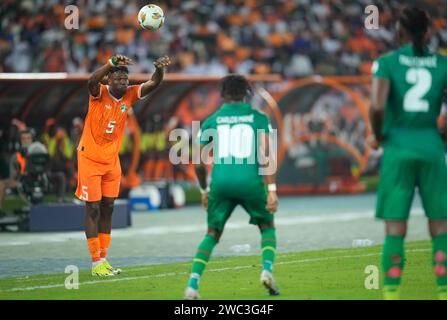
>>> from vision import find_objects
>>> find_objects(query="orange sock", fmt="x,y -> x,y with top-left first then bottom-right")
87,237 -> 101,262
98,233 -> 111,259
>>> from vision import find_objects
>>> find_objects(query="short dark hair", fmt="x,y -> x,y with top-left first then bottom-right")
220,74 -> 252,101
108,66 -> 129,75
399,7 -> 431,56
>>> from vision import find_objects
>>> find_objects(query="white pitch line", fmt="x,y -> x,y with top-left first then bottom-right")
0,248 -> 431,293
0,242 -> 31,246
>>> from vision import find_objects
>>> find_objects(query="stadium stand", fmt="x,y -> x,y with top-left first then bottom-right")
1,0 -> 446,76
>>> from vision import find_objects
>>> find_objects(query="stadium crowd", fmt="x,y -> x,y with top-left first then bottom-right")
1,0 -> 447,77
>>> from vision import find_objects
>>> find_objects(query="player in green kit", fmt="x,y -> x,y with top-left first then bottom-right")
369,7 -> 447,300
184,75 -> 279,299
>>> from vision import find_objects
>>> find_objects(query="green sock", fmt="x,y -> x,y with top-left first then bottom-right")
382,235 -> 405,298
261,227 -> 276,273
432,233 -> 447,299
187,234 -> 218,290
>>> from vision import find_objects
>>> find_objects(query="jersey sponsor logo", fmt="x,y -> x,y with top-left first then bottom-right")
105,104 -> 112,110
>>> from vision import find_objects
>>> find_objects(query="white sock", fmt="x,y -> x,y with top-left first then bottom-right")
92,260 -> 102,268
100,258 -> 106,263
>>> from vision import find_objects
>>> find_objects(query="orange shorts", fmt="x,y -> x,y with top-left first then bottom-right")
75,151 -> 121,202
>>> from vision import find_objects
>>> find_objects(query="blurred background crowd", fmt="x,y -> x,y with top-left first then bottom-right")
1,0 -> 447,77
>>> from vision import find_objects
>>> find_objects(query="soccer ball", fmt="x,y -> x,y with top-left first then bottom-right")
138,4 -> 165,31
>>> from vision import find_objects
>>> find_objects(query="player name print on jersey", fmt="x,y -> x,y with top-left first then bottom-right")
398,55 -> 437,68
216,114 -> 254,124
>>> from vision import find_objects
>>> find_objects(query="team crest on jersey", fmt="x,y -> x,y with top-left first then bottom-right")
120,104 -> 127,113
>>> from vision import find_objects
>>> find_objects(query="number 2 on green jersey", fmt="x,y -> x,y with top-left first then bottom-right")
403,67 -> 432,112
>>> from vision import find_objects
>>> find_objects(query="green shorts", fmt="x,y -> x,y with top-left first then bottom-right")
207,190 -> 274,231
376,147 -> 447,220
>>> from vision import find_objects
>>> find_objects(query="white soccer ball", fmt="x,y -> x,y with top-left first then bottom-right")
138,4 -> 165,31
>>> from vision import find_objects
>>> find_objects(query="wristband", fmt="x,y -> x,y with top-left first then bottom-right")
108,56 -> 118,67
200,186 -> 210,194
267,184 -> 277,192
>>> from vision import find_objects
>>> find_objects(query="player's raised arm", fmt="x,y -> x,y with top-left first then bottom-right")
369,76 -> 390,148
87,55 -> 133,97
140,55 -> 172,97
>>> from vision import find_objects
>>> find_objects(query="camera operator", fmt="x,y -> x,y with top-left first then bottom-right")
0,129 -> 66,214
0,129 -> 33,214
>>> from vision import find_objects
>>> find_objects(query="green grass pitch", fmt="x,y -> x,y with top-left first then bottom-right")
0,240 -> 438,300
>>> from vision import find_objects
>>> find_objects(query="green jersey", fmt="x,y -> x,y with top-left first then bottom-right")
198,102 -> 271,198
372,44 -> 447,155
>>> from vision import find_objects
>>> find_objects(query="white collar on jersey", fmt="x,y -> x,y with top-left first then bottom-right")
106,85 -> 123,102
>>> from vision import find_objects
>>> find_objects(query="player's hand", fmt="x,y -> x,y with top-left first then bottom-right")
109,55 -> 133,67
201,192 -> 208,210
366,135 -> 380,150
154,55 -> 172,69
266,191 -> 278,214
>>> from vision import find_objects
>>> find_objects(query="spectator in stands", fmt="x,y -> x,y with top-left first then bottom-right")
3,35 -> 32,72
41,118 -> 56,147
69,117 -> 84,187
1,0 -> 446,77
47,126 -> 73,196
70,117 -> 84,148
153,114 -> 172,180
42,41 -> 67,72
141,117 -> 157,180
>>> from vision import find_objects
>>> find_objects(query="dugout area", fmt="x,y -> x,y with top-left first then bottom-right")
0,73 -> 375,197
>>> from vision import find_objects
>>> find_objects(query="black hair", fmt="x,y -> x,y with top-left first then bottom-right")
220,74 -> 253,101
108,66 -> 129,75
399,7 -> 431,56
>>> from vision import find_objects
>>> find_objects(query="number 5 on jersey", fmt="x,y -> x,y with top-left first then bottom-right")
80,185 -> 88,201
106,121 -> 116,134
